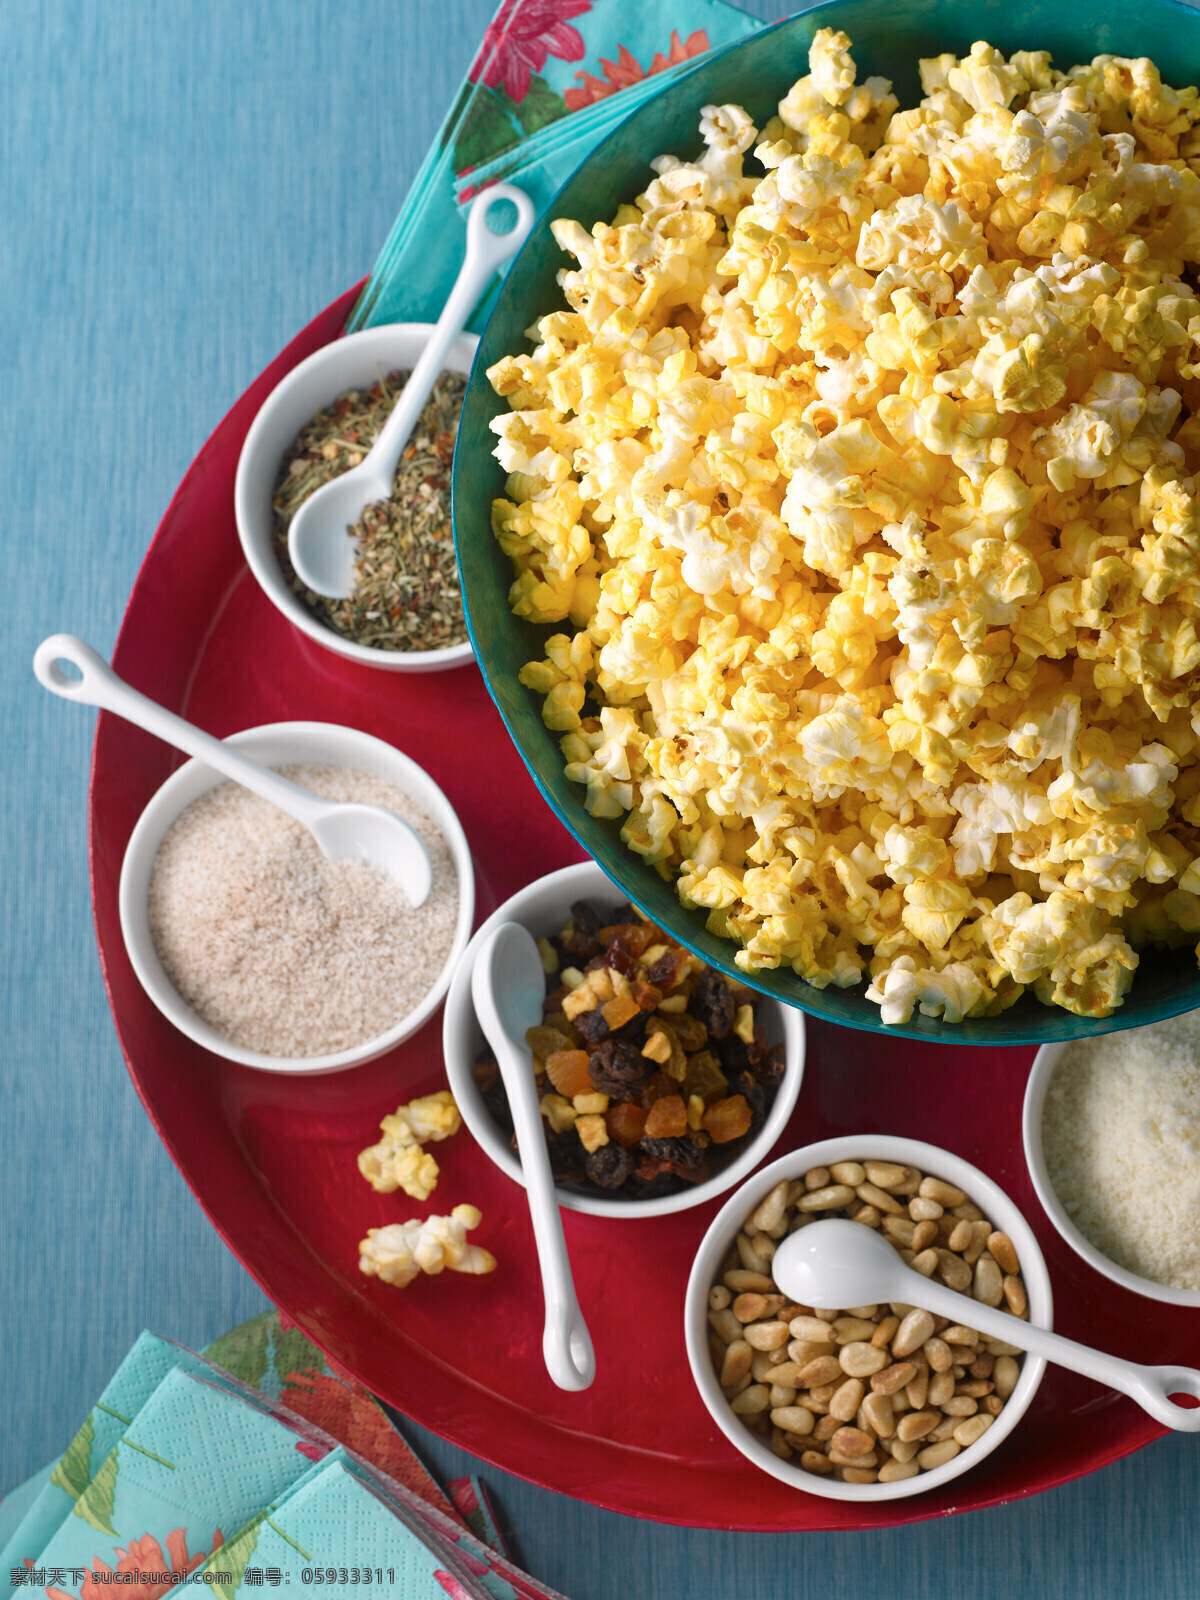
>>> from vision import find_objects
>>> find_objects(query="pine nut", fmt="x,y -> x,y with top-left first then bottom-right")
731,1384 -> 770,1414
883,1215 -> 916,1247
790,1311 -> 835,1343
896,1409 -> 939,1442
830,1161 -> 866,1186
973,1256 -> 1004,1307
771,1404 -> 814,1434
751,1348 -> 787,1381
988,1231 -> 1021,1275
951,1202 -> 983,1221
732,1292 -> 770,1322
708,1307 -> 741,1344
936,1250 -> 973,1293
890,1437 -> 920,1463
871,1360 -> 917,1396
724,1269 -> 776,1293
804,1166 -> 831,1190
833,1316 -> 879,1344
830,1425 -> 875,1457
1003,1274 -> 1028,1316
953,1414 -> 994,1448
963,1221 -> 991,1263
857,1181 -> 905,1215
800,1183 -> 857,1211
862,1391 -> 895,1436
750,1181 -> 790,1233
928,1370 -> 956,1407
985,1337 -> 1024,1357
910,1248 -> 939,1277
892,1308 -> 935,1357
969,1354 -> 995,1379
947,1219 -> 973,1251
906,1368 -> 929,1410
852,1203 -> 882,1228
909,1196 -> 944,1221
920,1177 -> 966,1206
797,1355 -> 843,1387
789,1338 -> 836,1365
800,1449 -> 833,1475
924,1336 -> 953,1372
709,1285 -> 731,1310
770,1428 -> 793,1460
872,1314 -> 900,1349
917,1439 -> 961,1470
941,1324 -> 980,1346
744,1320 -> 790,1350
830,1380 -> 866,1422
993,1355 -> 1020,1399
769,1382 -> 797,1407
879,1458 -> 920,1482
864,1160 -> 909,1189
720,1340 -> 753,1387
911,1220 -> 939,1253
841,1466 -> 878,1483
765,1361 -> 803,1386
983,1394 -> 1004,1416
941,1395 -> 978,1417
813,1414 -> 841,1441
840,1341 -> 888,1378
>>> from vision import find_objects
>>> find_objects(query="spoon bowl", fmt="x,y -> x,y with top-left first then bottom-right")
289,183 -> 535,600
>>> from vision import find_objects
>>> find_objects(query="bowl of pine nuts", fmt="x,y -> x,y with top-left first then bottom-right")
686,1135 -> 1052,1501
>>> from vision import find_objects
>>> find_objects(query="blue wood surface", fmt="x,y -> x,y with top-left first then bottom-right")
1,2 -> 1196,1595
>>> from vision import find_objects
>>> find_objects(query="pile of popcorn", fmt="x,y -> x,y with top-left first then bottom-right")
487,31 -> 1200,1025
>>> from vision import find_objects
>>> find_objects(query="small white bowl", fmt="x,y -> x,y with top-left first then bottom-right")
119,720 -> 475,1073
234,323 -> 477,673
442,860 -> 805,1218
1024,1042 -> 1200,1307
685,1135 -> 1051,1502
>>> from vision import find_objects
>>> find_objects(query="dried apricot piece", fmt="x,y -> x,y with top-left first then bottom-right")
644,1093 -> 687,1138
631,979 -> 663,1011
545,1049 -> 593,1099
701,1094 -> 753,1144
602,994 -> 641,1032
606,1101 -> 648,1147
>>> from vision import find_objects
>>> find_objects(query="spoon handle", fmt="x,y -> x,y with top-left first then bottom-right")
365,183 -> 535,485
33,634 -> 329,831
898,1270 -> 1200,1431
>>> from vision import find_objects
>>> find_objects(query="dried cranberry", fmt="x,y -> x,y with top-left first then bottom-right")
585,1142 -> 634,1189
602,935 -> 637,975
588,1037 -> 648,1101
645,946 -> 689,989
692,967 -> 735,1039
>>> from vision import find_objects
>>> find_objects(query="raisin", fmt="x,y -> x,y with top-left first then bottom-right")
561,900 -> 603,961
641,1134 -> 706,1172
543,1127 -> 587,1183
525,1024 -> 576,1059
752,1041 -> 786,1089
682,1049 -> 729,1104
727,1072 -> 768,1131
574,1006 -> 610,1045
641,1070 -> 681,1106
543,985 -> 568,1013
645,946 -> 689,990
692,967 -> 735,1039
644,1094 -> 687,1138
606,1101 -> 648,1147
714,1030 -> 751,1078
588,1037 -> 648,1101
585,1142 -> 634,1189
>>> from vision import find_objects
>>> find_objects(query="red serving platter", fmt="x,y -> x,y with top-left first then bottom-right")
90,287 -> 1190,1531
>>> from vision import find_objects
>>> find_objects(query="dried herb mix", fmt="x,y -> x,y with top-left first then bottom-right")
272,369 -> 468,651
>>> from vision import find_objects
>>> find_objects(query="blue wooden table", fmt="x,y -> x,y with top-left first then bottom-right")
2,3 -> 1197,1594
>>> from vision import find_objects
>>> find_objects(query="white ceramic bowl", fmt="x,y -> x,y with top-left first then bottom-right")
685,1135 -> 1052,1502
443,860 -> 805,1218
119,720 -> 475,1072
235,323 -> 478,672
1024,1042 -> 1200,1307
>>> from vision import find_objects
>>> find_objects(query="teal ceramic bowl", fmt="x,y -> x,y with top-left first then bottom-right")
453,0 -> 1200,1046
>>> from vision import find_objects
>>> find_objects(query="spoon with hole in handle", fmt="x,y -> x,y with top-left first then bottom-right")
471,920 -> 595,1392
33,633 -> 432,907
289,182 -> 536,599
772,1218 -> 1200,1432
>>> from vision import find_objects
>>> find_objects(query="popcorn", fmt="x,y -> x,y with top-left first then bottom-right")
357,1091 -> 461,1201
358,1205 -> 496,1289
488,29 -> 1200,1024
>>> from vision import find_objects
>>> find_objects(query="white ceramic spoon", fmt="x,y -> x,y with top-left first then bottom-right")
289,182 -> 536,599
471,920 -> 595,1391
33,633 -> 432,906
773,1217 -> 1200,1432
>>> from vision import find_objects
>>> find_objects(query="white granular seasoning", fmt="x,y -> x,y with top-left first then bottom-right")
148,764 -> 458,1058
1042,1013 -> 1200,1291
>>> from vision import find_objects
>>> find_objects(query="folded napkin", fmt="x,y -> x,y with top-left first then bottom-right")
4,1313 -> 567,1600
347,0 -> 764,333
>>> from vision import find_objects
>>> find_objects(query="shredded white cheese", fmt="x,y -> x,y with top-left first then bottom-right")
1042,1013 -> 1200,1291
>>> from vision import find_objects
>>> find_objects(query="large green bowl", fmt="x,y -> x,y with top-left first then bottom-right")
453,0 -> 1200,1046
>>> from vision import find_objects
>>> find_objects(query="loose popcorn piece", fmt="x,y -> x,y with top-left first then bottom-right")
358,1205 -> 497,1288
357,1090 -> 462,1200
489,30 -> 1200,1024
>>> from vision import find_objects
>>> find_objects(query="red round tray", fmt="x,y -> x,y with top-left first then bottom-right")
91,288 -> 1191,1531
